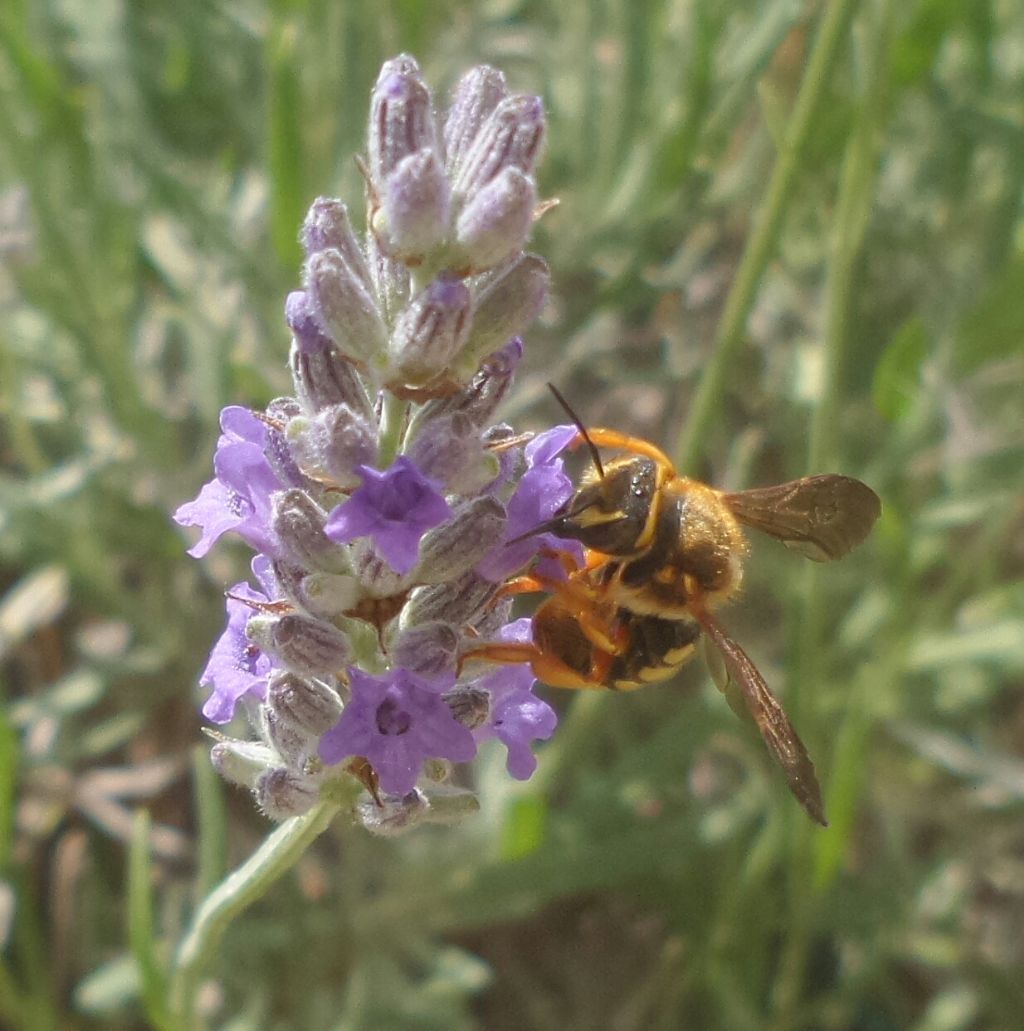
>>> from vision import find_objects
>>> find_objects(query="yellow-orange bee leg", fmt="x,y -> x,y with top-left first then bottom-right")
582,548 -> 612,572
535,647 -> 613,690
460,639 -> 616,691
498,546 -> 591,599
457,639 -> 606,690
499,574 -> 551,597
569,428 -> 677,476
572,605 -> 630,656
459,641 -> 540,669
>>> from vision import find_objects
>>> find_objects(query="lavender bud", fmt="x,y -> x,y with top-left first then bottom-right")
248,613 -> 351,677
349,539 -> 413,598
455,255 -> 548,377
408,338 -> 523,434
401,571 -> 499,629
443,685 -> 490,730
256,767 -> 319,820
286,290 -> 333,355
483,420 -> 517,442
287,292 -> 374,418
270,558 -> 307,609
356,788 -> 430,836
210,740 -> 277,789
271,489 -> 351,575
405,412 -> 477,489
267,397 -> 302,421
482,421 -> 524,477
387,275 -> 471,387
306,248 -> 387,366
289,342 -> 373,420
454,167 -> 536,273
444,65 -> 508,174
453,94 -> 545,197
373,149 -> 451,262
263,707 -> 313,769
258,410 -> 306,489
366,231 -> 411,324
301,199 -> 373,291
416,495 -> 506,582
286,405 -> 378,488
299,571 -> 360,618
392,620 -> 459,677
470,592 -> 514,640
268,671 -> 344,735
368,57 -> 435,185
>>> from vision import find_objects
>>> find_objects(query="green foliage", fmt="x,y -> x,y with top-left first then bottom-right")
2,0 -> 1023,1029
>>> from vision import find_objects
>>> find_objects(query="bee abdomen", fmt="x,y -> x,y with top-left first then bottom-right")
609,613 -> 700,690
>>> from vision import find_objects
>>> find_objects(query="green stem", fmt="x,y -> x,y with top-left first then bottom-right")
674,0 -> 861,472
377,391 -> 408,467
773,4 -> 894,1027
170,801 -> 339,1025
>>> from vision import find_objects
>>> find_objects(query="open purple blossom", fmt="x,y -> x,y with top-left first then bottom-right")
471,618 -> 557,779
323,456 -> 452,574
319,668 -> 476,796
200,580 -> 274,723
175,406 -> 281,558
476,424 -> 581,581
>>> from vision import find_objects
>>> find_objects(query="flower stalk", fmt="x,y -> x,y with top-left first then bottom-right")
170,799 -> 342,1024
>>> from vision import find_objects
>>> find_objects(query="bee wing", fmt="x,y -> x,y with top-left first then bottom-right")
721,475 -> 881,561
696,607 -> 827,826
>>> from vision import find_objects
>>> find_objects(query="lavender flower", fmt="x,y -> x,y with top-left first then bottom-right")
319,669 -> 475,796
199,580 -> 274,723
174,407 -> 282,558
324,457 -> 451,574
177,55 -> 567,833
471,619 -> 558,779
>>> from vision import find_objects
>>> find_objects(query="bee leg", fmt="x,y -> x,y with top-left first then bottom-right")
573,606 -> 629,657
457,641 -> 540,675
498,547 -> 592,599
571,428 -> 677,476
499,574 -> 552,597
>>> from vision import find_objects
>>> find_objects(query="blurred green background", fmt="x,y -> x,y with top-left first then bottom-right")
2,0 -> 1023,1028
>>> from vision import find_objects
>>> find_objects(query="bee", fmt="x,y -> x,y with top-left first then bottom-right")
464,388 -> 881,826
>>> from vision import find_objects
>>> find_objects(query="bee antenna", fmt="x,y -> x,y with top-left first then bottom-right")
504,497 -> 600,548
547,383 -> 605,480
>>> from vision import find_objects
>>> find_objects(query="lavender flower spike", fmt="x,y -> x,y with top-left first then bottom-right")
177,55 -> 568,834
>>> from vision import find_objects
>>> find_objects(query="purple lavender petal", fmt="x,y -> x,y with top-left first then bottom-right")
490,686 -> 557,779
251,555 -> 279,598
476,462 -> 575,581
499,616 -> 533,643
174,478 -> 240,558
175,406 -> 282,558
319,668 -> 476,795
200,582 -> 274,723
324,456 -> 452,575
286,290 -> 334,354
533,540 -> 585,582
475,422 -> 588,581
471,622 -> 556,780
525,423 -> 576,467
